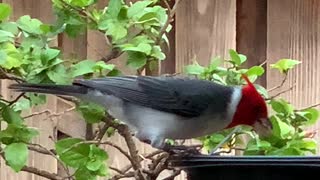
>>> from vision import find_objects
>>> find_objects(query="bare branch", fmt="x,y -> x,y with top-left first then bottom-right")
28,143 -> 70,178
109,166 -> 125,175
23,107 -> 75,120
156,0 -> 182,44
296,102 -> 320,111
100,48 -> 123,63
21,166 -> 64,180
162,169 -> 182,180
265,84 -> 295,100
8,93 -> 25,106
23,109 -> 51,119
114,124 -> 145,180
0,68 -> 25,83
267,73 -> 288,92
210,126 -> 241,154
110,171 -> 135,180
94,115 -> 113,142
0,148 -> 63,180
28,144 -> 55,155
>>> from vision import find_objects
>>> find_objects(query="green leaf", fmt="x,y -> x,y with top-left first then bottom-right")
105,22 -> 127,41
0,22 -> 19,35
68,0 -> 95,7
185,61 -> 205,75
28,93 -> 46,106
96,163 -> 108,176
122,43 -> 152,55
0,124 -> 39,144
239,54 -> 247,63
270,59 -> 301,74
270,115 -> 294,139
267,147 -> 302,156
287,139 -> 317,153
47,64 -> 71,84
254,84 -> 269,99
87,144 -> 108,171
246,66 -> 265,77
298,108 -> 320,125
0,3 -> 12,21
107,0 -> 123,17
55,138 -> 90,168
4,143 -> 28,172
0,30 -> 15,43
42,48 -> 60,61
128,1 -> 153,18
150,46 -> 165,60
77,101 -> 105,123
92,61 -> 115,72
13,98 -> 31,111
209,56 -> 222,72
137,12 -> 158,24
126,51 -> 147,69
0,43 -> 22,69
17,15 -> 43,34
1,106 -> 23,124
71,60 -> 96,78
246,139 -> 271,152
212,74 -> 226,85
229,49 -> 245,66
107,68 -> 122,76
74,166 -> 97,180
270,99 -> 294,115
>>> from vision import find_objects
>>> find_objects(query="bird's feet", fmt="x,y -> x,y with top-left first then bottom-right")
162,144 -> 201,155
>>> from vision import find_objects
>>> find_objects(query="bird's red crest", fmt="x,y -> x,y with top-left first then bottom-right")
227,74 -> 268,128
241,74 -> 255,89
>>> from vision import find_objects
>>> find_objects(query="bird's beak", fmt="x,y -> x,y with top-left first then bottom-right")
253,118 -> 273,137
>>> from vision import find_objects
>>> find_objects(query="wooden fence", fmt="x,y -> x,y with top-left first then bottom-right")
1,0 -> 320,179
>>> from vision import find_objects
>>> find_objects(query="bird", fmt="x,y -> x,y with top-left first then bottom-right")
9,75 -> 272,150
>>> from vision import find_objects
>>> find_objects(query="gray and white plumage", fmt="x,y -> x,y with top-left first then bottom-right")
9,76 -> 242,149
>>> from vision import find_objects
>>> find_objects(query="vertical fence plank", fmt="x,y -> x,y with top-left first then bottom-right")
175,0 -> 236,72
236,0 -> 267,86
0,0 -> 58,180
267,0 -> 320,152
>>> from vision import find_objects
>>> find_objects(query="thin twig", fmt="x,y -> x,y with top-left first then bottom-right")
21,166 -> 63,180
265,84 -> 295,100
109,166 -> 125,175
28,144 -> 55,155
110,171 -> 135,180
0,148 -> 63,180
28,143 -> 70,178
210,126 -> 241,154
115,124 -> 145,180
8,93 -> 25,106
156,0 -> 182,44
0,68 -> 25,83
296,102 -> 320,111
23,107 -> 75,120
267,73 -> 288,92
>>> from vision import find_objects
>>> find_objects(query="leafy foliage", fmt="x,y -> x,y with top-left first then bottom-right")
0,0 -> 169,179
185,50 -> 319,156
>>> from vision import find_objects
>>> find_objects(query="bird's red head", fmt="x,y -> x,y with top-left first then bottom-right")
227,75 -> 272,135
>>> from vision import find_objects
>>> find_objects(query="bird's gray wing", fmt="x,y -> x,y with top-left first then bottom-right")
73,76 -> 233,117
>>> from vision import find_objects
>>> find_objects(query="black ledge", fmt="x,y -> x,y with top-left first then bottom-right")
168,155 -> 320,180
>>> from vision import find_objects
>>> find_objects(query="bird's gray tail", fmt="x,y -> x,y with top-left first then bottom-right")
9,83 -> 88,96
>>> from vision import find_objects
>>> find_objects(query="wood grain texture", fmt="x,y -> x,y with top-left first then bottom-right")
236,0 -> 267,86
0,1 -> 58,180
267,0 -> 320,152
175,0 -> 236,72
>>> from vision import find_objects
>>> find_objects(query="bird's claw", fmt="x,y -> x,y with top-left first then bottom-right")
162,144 -> 201,155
